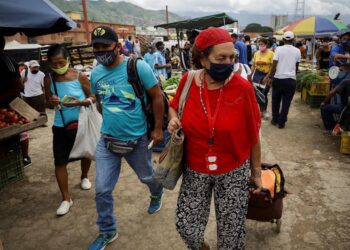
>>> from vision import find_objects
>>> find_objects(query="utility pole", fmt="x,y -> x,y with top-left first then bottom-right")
82,0 -> 90,44
294,0 -> 305,22
166,5 -> 169,37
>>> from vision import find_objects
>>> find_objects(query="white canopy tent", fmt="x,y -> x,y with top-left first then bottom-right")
4,40 -> 43,50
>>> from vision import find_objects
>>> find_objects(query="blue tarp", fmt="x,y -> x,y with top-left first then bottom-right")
0,0 -> 77,37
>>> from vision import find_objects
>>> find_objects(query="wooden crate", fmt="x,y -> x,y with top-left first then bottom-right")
309,81 -> 330,96
301,88 -> 308,102
340,132 -> 350,154
0,116 -> 47,141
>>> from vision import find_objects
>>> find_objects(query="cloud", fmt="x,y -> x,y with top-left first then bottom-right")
107,0 -> 350,15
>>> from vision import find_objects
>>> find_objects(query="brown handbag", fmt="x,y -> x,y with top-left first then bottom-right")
154,70 -> 196,190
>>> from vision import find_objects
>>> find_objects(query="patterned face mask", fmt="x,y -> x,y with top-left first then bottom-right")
94,45 -> 117,66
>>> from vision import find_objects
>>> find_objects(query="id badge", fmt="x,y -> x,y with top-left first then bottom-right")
206,153 -> 219,171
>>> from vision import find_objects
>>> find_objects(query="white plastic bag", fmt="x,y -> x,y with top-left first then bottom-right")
69,101 -> 102,161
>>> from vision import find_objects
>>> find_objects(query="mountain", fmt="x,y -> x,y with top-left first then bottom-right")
51,0 -> 185,27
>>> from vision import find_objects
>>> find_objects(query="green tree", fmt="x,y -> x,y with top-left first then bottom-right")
243,23 -> 273,32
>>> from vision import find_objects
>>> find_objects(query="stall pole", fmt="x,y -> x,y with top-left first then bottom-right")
82,0 -> 90,44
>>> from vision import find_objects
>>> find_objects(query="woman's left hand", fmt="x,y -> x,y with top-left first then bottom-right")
250,167 -> 263,194
62,96 -> 82,107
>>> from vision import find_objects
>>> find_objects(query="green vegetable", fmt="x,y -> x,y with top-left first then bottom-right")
162,77 -> 180,89
297,71 -> 324,91
165,84 -> 178,91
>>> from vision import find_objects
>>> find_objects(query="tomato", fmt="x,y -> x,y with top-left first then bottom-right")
0,114 -> 5,121
10,114 -> 19,124
0,108 -> 7,114
6,111 -> 15,119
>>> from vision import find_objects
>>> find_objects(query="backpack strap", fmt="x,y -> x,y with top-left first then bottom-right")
178,70 -> 196,119
127,56 -> 148,115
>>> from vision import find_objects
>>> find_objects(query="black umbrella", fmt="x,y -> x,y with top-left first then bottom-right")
0,0 -> 77,37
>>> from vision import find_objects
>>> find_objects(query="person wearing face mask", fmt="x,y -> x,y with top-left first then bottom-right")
329,31 -> 350,68
154,41 -> 171,81
21,60 -> 46,115
249,38 -> 275,119
143,44 -> 156,71
43,44 -> 95,216
168,28 -> 262,250
320,63 -> 350,133
89,26 -> 165,250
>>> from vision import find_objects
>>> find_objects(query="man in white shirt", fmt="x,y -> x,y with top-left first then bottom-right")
21,60 -> 46,114
133,37 -> 141,58
266,31 -> 301,128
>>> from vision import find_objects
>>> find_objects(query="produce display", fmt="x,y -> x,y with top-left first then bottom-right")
162,77 -> 180,91
0,108 -> 30,129
296,71 -> 324,92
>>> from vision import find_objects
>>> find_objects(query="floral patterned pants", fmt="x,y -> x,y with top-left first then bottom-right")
176,161 -> 250,250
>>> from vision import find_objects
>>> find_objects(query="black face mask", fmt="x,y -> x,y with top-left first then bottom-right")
205,63 -> 234,82
94,45 -> 118,67
31,70 -> 39,74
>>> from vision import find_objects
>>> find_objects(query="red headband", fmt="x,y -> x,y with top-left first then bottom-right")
194,28 -> 233,51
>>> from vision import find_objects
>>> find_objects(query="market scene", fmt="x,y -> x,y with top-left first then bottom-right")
0,0 -> 350,249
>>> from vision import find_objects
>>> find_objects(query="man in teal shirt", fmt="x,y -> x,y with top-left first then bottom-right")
88,26 -> 164,250
143,44 -> 155,72
154,41 -> 171,81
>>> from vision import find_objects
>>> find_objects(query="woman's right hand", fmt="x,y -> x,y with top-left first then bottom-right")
168,117 -> 181,133
49,95 -> 60,106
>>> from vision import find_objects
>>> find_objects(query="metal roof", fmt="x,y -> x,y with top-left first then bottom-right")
154,13 -> 237,30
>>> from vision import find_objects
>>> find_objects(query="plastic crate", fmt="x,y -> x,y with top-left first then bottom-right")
340,132 -> 350,154
0,136 -> 24,189
309,81 -> 330,96
306,92 -> 326,108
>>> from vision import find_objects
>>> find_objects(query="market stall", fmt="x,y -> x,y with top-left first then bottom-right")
0,0 -> 76,189
154,12 -> 237,73
0,99 -> 47,189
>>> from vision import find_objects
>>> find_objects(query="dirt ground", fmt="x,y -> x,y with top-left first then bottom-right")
0,94 -> 350,250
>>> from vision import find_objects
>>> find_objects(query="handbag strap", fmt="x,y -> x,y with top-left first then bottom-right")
178,70 -> 196,119
50,73 -> 66,126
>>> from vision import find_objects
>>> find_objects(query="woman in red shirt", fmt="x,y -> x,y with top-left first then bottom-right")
168,28 -> 262,250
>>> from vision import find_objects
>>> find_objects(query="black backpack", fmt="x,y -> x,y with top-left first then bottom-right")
127,57 -> 169,137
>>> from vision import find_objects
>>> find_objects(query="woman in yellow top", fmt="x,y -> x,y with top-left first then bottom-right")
249,38 -> 274,119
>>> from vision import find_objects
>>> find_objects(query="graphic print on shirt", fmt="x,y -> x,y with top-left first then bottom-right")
95,80 -> 136,113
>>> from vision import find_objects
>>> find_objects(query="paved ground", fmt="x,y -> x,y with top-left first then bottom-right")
0,94 -> 350,250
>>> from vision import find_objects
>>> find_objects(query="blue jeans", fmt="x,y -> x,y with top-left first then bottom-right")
272,78 -> 296,126
320,104 -> 342,131
95,135 -> 163,233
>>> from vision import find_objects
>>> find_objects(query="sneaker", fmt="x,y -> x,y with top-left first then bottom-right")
88,231 -> 118,250
262,111 -> 270,120
56,199 -> 73,216
270,120 -> 278,126
23,157 -> 32,168
81,178 -> 92,190
148,193 -> 163,214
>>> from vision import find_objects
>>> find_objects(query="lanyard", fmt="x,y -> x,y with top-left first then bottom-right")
199,78 -> 224,146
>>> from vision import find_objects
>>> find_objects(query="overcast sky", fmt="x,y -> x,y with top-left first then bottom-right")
108,0 -> 350,15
